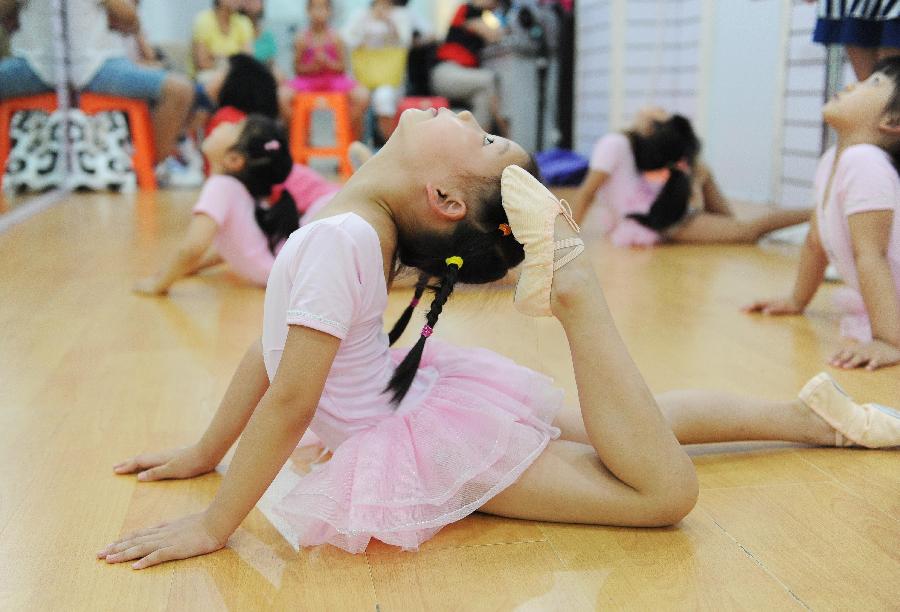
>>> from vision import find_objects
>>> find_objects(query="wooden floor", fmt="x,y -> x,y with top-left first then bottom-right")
0,189 -> 898,611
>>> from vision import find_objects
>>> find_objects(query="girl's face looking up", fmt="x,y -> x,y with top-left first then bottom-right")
393,107 -> 529,188
823,71 -> 897,135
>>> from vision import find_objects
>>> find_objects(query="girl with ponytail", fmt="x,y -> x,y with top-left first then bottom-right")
105,107 -> 900,568
572,107 -> 810,247
134,115 -> 339,294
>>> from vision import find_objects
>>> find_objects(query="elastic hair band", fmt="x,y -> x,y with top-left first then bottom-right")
445,256 -> 464,269
498,223 -> 511,236
410,298 -> 420,307
421,325 -> 433,338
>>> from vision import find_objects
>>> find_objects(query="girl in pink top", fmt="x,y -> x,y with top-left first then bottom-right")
573,108 -> 810,247
747,57 -> 900,371
102,107 -> 900,568
134,115 -> 339,294
290,0 -> 370,138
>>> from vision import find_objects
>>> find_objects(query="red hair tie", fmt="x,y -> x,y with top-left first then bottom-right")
498,223 -> 512,236
421,325 -> 433,338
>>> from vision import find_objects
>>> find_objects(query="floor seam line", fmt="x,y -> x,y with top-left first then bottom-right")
700,507 -> 812,610
0,188 -> 70,235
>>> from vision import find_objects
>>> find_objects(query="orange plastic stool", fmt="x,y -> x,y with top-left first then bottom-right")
290,92 -> 353,180
393,96 -> 450,130
79,93 -> 157,190
1,93 -> 59,185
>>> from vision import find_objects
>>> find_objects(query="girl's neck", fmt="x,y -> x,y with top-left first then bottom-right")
833,123 -> 883,154
310,21 -> 328,33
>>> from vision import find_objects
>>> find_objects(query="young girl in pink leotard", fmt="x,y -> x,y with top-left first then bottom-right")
290,0 -> 370,138
100,107 -> 899,568
747,57 -> 900,371
133,115 -> 340,294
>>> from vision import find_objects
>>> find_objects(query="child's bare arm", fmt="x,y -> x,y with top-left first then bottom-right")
745,211 -> 825,315
100,326 -> 339,568
830,210 -> 900,370
193,40 -> 216,72
572,170 -> 609,224
850,210 -> 900,345
113,338 -> 270,481
133,214 -> 218,295
324,32 -> 346,72
293,36 -> 319,75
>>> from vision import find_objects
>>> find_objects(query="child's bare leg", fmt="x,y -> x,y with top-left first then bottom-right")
670,208 -> 811,244
481,218 -> 699,527
349,85 -> 370,140
554,391 -> 837,447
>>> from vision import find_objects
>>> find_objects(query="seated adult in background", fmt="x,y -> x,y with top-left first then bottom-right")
0,0 -> 194,165
431,0 -> 507,133
241,0 -> 277,69
392,0 -> 436,97
572,107 -> 810,247
342,0 -> 412,142
192,0 -> 254,94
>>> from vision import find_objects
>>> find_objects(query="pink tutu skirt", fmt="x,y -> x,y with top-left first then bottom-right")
259,340 -> 563,553
289,73 -> 358,93
594,208 -> 662,248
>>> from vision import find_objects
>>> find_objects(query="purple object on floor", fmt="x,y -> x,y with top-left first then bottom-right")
535,148 -> 589,186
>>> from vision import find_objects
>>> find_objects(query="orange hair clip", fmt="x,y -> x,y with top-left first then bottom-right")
498,223 -> 512,236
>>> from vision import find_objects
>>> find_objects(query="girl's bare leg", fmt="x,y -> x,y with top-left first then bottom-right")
554,390 -> 838,447
670,208 -> 811,244
480,217 -> 699,527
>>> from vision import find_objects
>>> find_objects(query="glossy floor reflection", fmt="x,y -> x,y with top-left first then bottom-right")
0,190 -> 897,610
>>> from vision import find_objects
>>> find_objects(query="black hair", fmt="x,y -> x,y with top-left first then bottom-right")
228,115 -> 299,254
872,56 -> 900,173
217,54 -> 280,119
383,157 -> 539,404
625,114 -> 700,231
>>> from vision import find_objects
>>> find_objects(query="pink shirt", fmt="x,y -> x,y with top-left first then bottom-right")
281,164 -> 340,216
261,213 -> 437,448
193,175 -> 275,287
193,168 -> 340,287
590,133 -> 663,218
814,144 -> 900,333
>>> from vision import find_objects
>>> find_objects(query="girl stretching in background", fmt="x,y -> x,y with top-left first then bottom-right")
134,115 -> 339,294
572,108 -> 810,247
747,57 -> 900,371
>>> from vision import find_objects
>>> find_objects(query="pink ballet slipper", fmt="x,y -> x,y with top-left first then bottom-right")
799,372 -> 900,448
500,165 -> 584,317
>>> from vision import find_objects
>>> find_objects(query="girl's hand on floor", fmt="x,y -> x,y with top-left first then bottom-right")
97,513 -> 225,569
830,340 -> 900,371
133,277 -> 167,296
743,297 -> 804,316
113,446 -> 217,481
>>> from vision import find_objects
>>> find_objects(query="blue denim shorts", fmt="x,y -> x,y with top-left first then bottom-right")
0,57 -> 52,99
0,56 -> 168,102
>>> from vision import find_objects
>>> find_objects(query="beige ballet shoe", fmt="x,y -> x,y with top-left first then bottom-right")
500,165 -> 584,317
799,372 -> 900,448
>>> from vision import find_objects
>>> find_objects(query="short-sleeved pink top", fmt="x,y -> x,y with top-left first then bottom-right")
813,144 -> 900,306
261,213 -> 437,444
193,175 -> 275,287
589,133 -> 663,217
